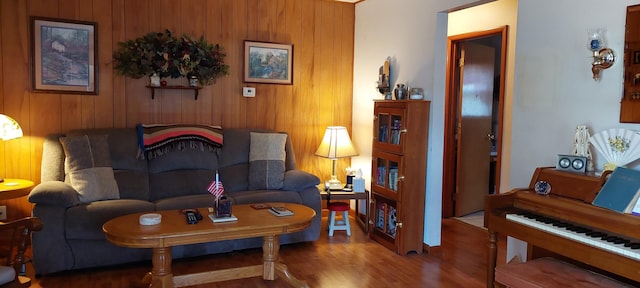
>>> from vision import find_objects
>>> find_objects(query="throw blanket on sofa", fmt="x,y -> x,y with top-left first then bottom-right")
137,124 -> 223,159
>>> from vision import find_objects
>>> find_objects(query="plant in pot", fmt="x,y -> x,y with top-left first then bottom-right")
113,30 -> 229,87
113,30 -> 176,85
172,35 -> 229,85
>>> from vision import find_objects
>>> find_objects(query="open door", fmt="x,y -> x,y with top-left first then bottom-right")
443,26 -> 507,219
454,42 -> 495,217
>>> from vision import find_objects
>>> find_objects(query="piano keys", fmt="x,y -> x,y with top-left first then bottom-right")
506,212 -> 640,262
486,167 -> 640,287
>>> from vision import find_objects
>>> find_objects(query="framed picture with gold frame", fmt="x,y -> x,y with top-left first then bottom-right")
31,17 -> 98,94
243,41 -> 293,85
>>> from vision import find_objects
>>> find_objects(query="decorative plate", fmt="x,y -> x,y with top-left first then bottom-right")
534,181 -> 551,195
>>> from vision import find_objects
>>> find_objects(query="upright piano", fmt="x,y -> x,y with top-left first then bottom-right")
485,167 -> 640,287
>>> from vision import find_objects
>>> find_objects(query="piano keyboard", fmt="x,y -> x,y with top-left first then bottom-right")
506,212 -> 640,261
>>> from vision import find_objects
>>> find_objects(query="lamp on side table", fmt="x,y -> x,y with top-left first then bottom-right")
315,126 -> 358,190
0,114 -> 23,183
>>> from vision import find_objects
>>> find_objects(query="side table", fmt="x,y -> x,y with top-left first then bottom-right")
0,179 -> 34,201
320,189 -> 369,233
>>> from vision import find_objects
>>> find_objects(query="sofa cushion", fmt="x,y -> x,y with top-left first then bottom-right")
154,194 -> 215,211
67,129 -> 150,201
249,132 -> 286,190
60,135 -> 120,203
219,164 -> 249,192
227,190 -> 302,205
148,170 -> 214,201
65,199 -> 155,240
0,266 -> 15,286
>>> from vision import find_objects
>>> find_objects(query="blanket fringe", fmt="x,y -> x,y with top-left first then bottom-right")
143,140 -> 219,160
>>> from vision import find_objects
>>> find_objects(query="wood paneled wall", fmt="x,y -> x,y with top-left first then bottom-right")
0,0 -> 355,219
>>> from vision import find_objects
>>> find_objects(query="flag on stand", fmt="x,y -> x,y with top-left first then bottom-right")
208,172 -> 225,199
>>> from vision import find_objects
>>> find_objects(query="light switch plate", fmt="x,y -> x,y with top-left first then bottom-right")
243,87 -> 256,97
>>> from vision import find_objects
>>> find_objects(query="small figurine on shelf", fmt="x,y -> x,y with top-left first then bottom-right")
208,171 -> 231,217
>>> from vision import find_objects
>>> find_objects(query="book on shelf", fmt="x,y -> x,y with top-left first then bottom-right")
377,166 -> 386,186
208,214 -> 238,223
592,167 -> 640,213
389,168 -> 398,191
269,206 -> 294,216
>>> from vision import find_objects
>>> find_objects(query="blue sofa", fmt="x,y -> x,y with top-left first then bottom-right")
28,127 -> 321,275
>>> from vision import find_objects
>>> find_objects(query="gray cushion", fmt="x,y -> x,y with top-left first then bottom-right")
227,190 -> 302,205
65,199 -> 155,240
60,135 -> 120,203
283,170 -> 320,191
0,265 -> 15,285
219,164 -> 249,192
249,132 -> 286,190
154,195 -> 215,211
28,181 -> 80,207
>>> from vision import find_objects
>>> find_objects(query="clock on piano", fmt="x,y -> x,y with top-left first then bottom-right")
556,154 -> 587,173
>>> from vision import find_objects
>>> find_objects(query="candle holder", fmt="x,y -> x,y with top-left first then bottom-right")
588,28 -> 615,81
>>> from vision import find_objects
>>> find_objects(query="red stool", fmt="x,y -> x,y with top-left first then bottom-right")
328,202 -> 351,236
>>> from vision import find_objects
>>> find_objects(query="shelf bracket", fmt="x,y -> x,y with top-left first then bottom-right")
146,85 -> 201,100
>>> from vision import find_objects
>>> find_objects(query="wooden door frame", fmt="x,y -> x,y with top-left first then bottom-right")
442,26 -> 508,218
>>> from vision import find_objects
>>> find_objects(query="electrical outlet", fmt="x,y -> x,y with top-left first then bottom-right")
0,206 -> 6,221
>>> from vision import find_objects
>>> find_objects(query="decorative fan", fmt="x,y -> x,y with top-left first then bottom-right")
589,128 -> 640,170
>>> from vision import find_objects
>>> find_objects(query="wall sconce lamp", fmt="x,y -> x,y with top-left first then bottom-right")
315,126 -> 358,190
588,28 -> 615,81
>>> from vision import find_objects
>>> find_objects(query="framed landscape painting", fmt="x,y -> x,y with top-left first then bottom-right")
244,41 -> 293,85
31,17 -> 98,94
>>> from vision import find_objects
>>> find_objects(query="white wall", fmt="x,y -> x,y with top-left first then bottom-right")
353,0 -> 494,247
512,0 -> 640,186
354,0 -> 640,247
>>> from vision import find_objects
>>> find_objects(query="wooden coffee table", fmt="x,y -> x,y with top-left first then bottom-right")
102,203 -> 315,288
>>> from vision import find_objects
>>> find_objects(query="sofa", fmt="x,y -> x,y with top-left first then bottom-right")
28,127 -> 321,275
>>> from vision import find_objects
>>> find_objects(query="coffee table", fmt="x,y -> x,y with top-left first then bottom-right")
102,203 -> 315,288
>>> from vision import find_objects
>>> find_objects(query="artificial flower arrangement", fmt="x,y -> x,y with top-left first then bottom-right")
113,30 -> 230,85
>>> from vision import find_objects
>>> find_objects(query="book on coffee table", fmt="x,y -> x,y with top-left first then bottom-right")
208,214 -> 238,223
269,206 -> 294,216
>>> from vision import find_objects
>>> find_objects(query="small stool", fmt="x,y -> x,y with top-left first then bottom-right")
328,202 -> 351,236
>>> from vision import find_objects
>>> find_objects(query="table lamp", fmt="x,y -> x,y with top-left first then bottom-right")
315,126 -> 358,190
0,114 -> 23,182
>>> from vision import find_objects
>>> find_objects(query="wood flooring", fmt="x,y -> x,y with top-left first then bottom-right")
27,217 -> 505,288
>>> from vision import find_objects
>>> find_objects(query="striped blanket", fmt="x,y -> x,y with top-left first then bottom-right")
137,124 -> 223,159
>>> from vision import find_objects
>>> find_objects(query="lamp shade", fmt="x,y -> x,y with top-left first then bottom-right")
0,114 -> 23,141
315,126 -> 358,159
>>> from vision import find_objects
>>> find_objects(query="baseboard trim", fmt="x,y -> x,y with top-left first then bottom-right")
424,243 -> 442,258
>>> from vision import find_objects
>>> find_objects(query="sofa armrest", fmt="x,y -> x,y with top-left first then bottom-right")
28,181 -> 80,208
283,170 -> 320,191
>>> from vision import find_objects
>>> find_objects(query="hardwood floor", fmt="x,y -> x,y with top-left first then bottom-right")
27,217 -> 505,288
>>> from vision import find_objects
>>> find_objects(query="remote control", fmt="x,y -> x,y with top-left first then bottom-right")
186,211 -> 198,224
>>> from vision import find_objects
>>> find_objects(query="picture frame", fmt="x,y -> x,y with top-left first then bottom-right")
31,17 -> 98,94
244,41 -> 293,85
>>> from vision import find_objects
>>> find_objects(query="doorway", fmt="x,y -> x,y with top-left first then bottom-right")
442,27 -> 507,220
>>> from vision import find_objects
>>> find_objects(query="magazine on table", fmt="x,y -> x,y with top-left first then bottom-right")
269,206 -> 294,216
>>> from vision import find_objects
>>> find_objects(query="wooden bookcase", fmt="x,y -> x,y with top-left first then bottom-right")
370,100 -> 430,254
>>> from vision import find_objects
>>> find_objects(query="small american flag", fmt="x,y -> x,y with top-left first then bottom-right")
208,172 -> 224,199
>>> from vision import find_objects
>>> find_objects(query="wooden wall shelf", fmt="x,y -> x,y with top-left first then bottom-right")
146,85 -> 202,100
